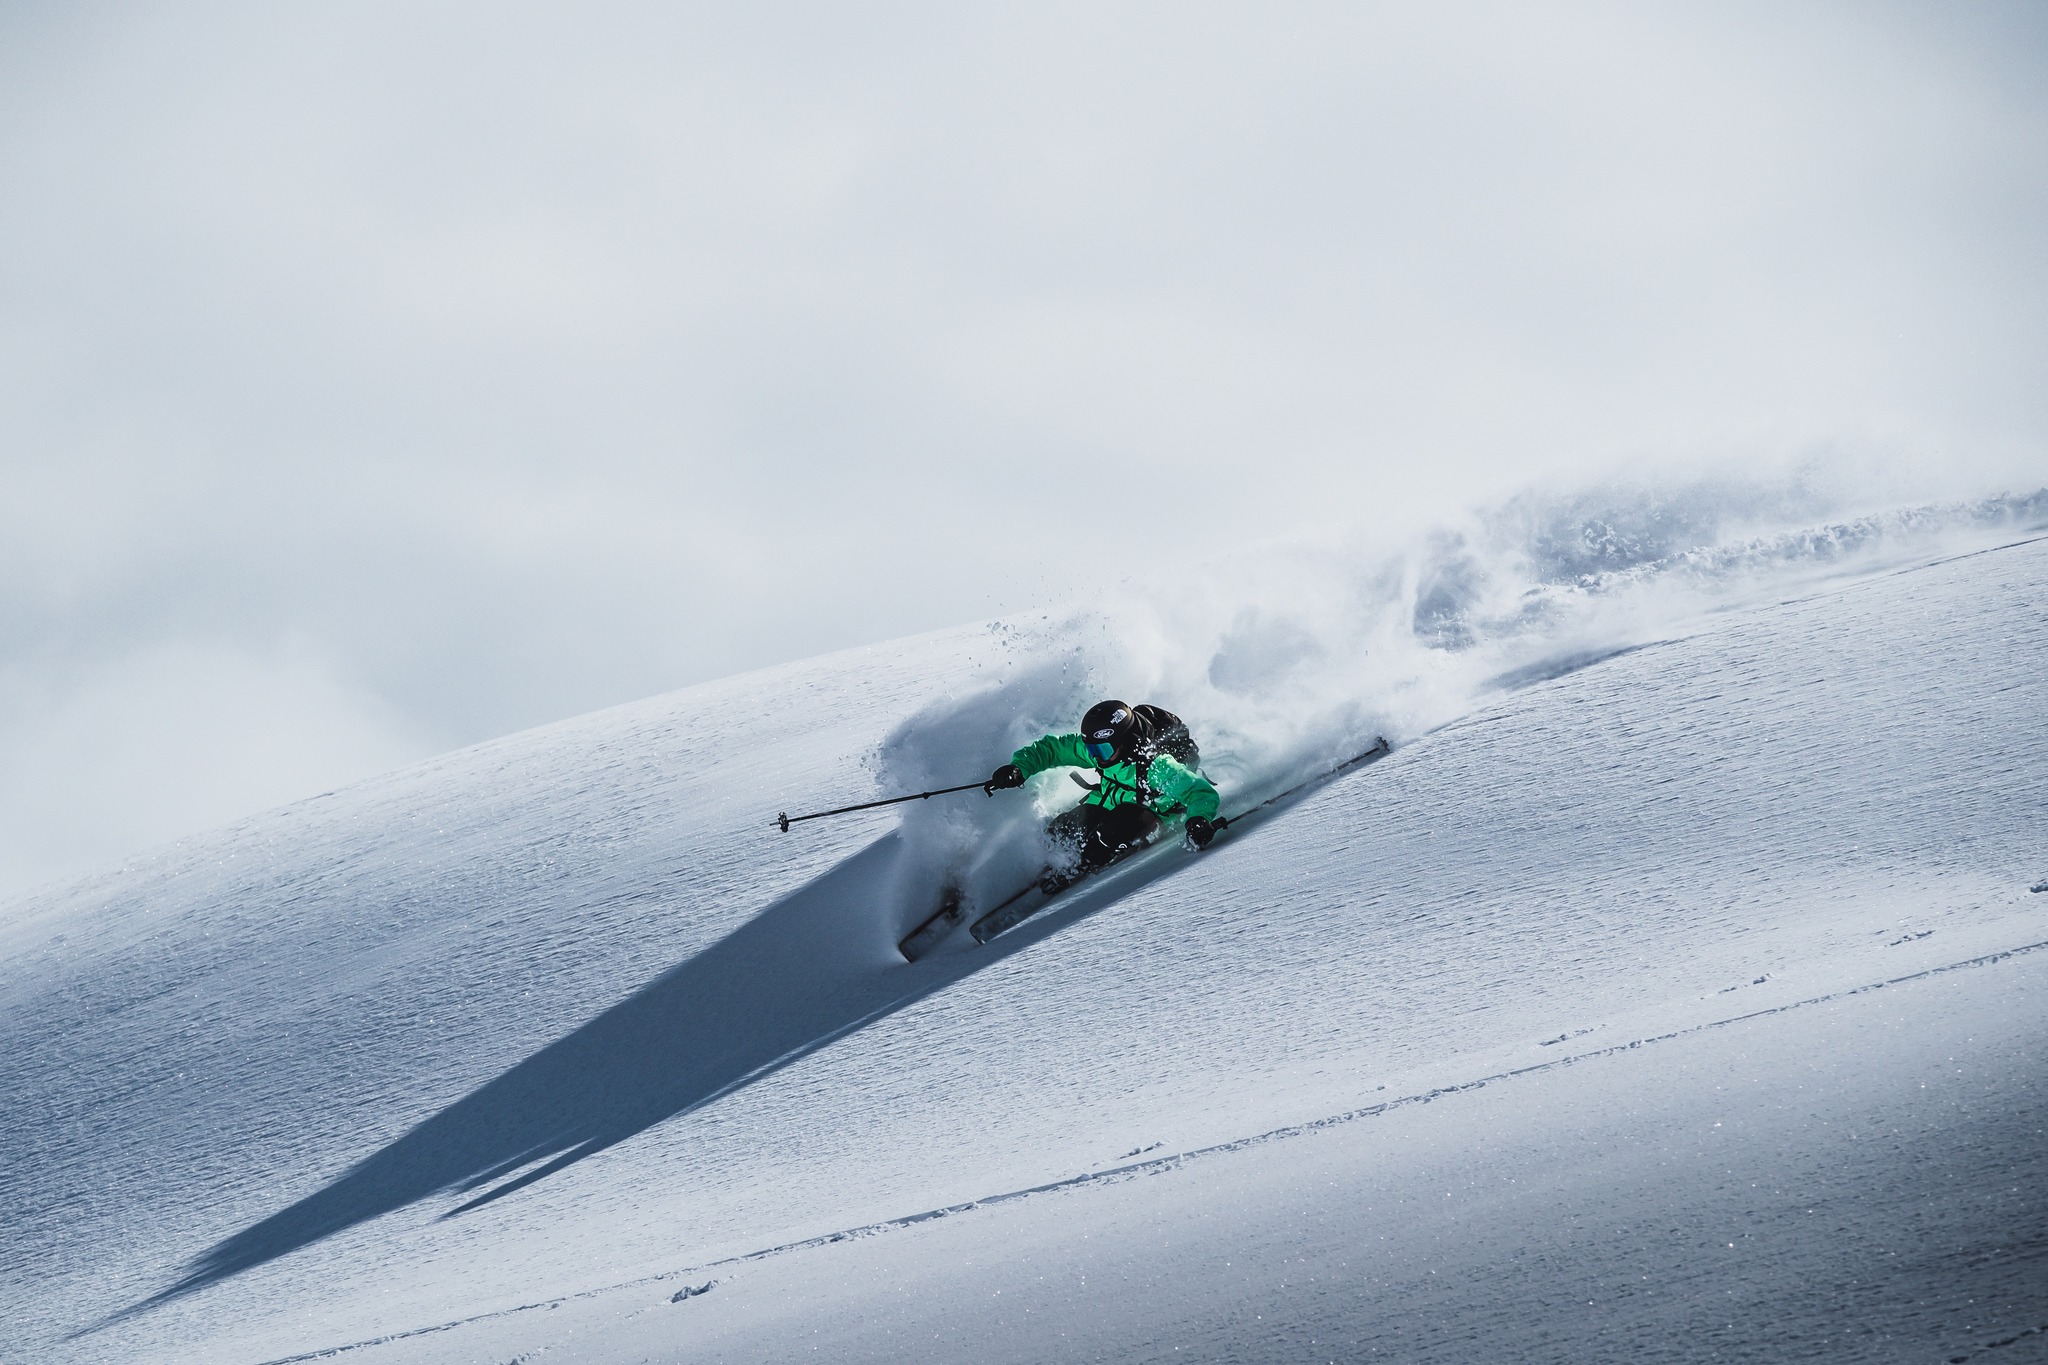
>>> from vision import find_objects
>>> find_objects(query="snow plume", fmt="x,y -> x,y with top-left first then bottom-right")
876,479 -> 2048,878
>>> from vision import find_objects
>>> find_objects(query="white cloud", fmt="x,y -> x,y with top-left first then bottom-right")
0,639 -> 438,901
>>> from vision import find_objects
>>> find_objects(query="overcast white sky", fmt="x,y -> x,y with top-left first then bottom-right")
3,1 -> 2045,898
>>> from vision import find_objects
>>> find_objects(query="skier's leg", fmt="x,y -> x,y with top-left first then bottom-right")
1042,806 -> 1090,871
1076,804 -> 1162,870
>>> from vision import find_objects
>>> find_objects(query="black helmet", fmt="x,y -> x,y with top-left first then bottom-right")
1080,699 -> 1152,766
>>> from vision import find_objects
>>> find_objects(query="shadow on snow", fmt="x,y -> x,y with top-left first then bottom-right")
104,819 -> 1221,1328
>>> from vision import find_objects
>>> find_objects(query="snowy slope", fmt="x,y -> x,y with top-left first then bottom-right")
4,502 -> 2046,1364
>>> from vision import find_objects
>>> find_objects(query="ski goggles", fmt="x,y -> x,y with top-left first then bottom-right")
1085,738 -> 1121,764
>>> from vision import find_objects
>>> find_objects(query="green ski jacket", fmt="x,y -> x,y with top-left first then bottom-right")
1009,733 -> 1220,821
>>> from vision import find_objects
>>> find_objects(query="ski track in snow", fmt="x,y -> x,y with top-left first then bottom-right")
2,507 -> 2046,1363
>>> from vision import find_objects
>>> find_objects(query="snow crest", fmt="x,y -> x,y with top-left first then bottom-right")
876,483 -> 2048,891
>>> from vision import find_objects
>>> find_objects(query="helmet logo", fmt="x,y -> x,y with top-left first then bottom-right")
1082,701 -> 1135,752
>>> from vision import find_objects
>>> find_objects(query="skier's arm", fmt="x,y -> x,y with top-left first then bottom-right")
1146,755 -> 1220,820
1010,733 -> 1092,777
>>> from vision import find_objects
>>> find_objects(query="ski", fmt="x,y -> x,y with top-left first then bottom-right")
897,883 -> 966,962
960,735 -> 1394,951
900,870 -> 1081,962
968,860 -> 1120,944
969,870 -> 1080,944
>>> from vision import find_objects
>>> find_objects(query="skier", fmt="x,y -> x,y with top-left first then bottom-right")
983,700 -> 1222,880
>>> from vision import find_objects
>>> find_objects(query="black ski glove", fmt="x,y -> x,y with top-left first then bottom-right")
1185,815 -> 1217,849
985,763 -> 1025,794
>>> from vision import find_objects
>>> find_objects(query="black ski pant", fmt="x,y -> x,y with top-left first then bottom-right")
1045,802 -> 1163,873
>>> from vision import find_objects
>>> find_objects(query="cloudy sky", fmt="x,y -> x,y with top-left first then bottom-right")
3,0 -> 2044,898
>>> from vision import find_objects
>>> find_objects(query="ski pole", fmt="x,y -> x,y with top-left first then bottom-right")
776,780 -> 995,833
1208,735 -> 1392,834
